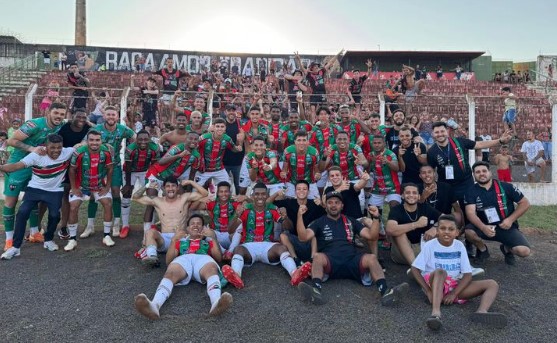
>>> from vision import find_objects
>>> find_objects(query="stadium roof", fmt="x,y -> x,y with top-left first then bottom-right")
343,50 -> 485,60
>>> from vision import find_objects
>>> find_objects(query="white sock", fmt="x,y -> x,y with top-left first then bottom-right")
29,226 -> 39,235
231,254 -> 244,277
5,231 -> 14,240
121,198 -> 131,226
68,223 -> 78,238
143,222 -> 151,233
152,278 -> 174,308
146,244 -> 157,257
280,251 -> 297,276
87,218 -> 95,227
113,217 -> 121,227
103,222 -> 112,234
206,275 -> 221,306
228,229 -> 242,252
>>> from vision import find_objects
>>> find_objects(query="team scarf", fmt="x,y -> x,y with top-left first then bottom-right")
448,138 -> 466,170
340,215 -> 353,243
492,180 -> 509,219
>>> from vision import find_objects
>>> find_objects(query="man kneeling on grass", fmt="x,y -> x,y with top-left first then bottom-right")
134,215 -> 232,319
411,214 -> 507,331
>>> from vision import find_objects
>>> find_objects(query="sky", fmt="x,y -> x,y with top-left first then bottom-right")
1,0 -> 556,61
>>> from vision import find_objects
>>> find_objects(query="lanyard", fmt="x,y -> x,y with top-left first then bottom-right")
492,180 -> 508,220
448,138 -> 465,170
340,215 -> 353,243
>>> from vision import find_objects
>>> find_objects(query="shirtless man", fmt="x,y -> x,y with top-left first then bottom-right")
396,65 -> 425,101
132,177 -> 208,266
159,113 -> 188,153
494,145 -> 513,182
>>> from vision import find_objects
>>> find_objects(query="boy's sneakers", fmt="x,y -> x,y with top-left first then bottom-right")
103,235 -> 115,247
222,265 -> 244,289
3,239 -> 13,251
58,227 -> 70,240
112,224 -> 120,237
499,244 -> 516,265
380,282 -> 409,306
64,239 -> 78,251
119,226 -> 130,238
141,255 -> 160,267
134,294 -> 160,320
471,267 -> 485,277
27,232 -> 44,243
209,292 -> 233,316
80,225 -> 94,238
298,282 -> 325,305
290,262 -> 312,286
43,241 -> 59,251
474,246 -> 490,264
1,247 -> 21,260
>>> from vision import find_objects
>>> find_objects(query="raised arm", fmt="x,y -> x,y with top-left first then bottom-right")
296,205 -> 315,242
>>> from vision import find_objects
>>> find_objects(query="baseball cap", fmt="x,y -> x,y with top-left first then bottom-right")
225,103 -> 236,110
325,191 -> 343,202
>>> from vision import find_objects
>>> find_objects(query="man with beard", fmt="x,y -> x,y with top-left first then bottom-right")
197,118 -> 243,188
296,191 -> 408,305
64,130 -> 114,251
159,113 -> 188,155
385,109 -> 420,151
144,132 -> 201,234
386,183 -> 441,265
427,122 -> 512,206
172,92 -> 211,131
221,183 -> 313,289
132,177 -> 208,266
131,75 -> 159,128
246,136 -> 284,195
418,165 -> 463,227
84,106 -> 135,239
3,102 -> 66,250
393,126 -> 427,184
120,130 -> 161,238
222,104 -> 245,195
360,113 -> 389,157
396,64 -> 425,101
337,105 -> 371,144
56,108 -> 92,240
270,180 -> 326,265
190,181 -> 243,260
134,215 -> 233,319
464,161 -> 531,265
0,134 -> 74,259
347,60 -> 372,112
281,131 -> 321,199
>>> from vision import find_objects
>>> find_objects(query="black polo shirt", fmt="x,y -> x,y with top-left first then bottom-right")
388,203 -> 441,244
427,137 -> 476,188
393,142 -> 427,184
463,180 -> 524,229
274,198 -> 325,235
418,182 -> 457,215
308,215 -> 364,256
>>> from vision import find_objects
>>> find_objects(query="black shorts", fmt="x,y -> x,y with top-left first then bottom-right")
282,231 -> 311,262
143,113 -> 158,128
310,93 -> 327,105
324,251 -> 365,281
352,94 -> 362,104
465,223 -> 530,248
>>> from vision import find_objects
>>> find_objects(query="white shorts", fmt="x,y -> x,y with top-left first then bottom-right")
285,182 -> 320,200
241,242 -> 279,266
160,94 -> 172,105
368,193 -> 402,207
171,254 -> 219,286
69,190 -> 112,203
525,158 -> 545,174
316,171 -> 329,188
195,169 -> 230,187
126,172 -> 147,188
215,231 -> 231,249
159,232 -> 175,252
239,157 -> 251,188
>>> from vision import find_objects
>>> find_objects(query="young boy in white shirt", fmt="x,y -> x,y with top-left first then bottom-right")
411,214 -> 507,331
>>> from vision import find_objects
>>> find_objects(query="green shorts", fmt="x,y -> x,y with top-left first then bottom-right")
3,167 -> 32,197
111,164 -> 124,187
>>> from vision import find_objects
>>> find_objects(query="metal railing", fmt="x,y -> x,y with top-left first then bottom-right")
0,54 -> 39,85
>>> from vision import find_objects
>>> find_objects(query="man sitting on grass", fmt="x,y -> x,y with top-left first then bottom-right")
411,214 -> 507,331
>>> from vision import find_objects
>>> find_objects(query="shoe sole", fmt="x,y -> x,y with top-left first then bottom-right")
381,282 -> 409,306
119,230 -> 130,239
290,262 -> 312,286
1,253 -> 20,260
141,257 -> 160,267
44,246 -> 59,252
209,293 -> 233,316
222,266 -> 244,289
80,231 -> 94,239
471,312 -> 507,328
134,294 -> 160,320
426,316 -> 442,331
298,283 -> 325,305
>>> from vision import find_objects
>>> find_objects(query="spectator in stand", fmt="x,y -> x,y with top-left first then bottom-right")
39,81 -> 60,116
396,65 -> 425,101
41,50 -> 51,69
154,57 -> 189,109
89,88 -> 110,124
0,131 -> 8,167
67,63 -> 90,114
454,64 -> 463,80
494,145 -> 513,182
60,52 -> 67,70
418,112 -> 433,147
415,65 -> 422,80
7,118 -> 22,155
537,128 -> 552,164
347,60 -> 372,113
521,130 -> 548,183
501,87 -> 517,136
436,65 -> 443,80
479,128 -> 492,162
131,75 -> 160,129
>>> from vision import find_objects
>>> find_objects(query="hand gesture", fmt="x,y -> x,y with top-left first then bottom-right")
180,179 -> 192,187
365,59 -> 373,68
413,143 -> 421,156
482,225 -> 496,238
98,186 -> 110,196
324,146 -> 332,158
499,218 -> 512,230
70,188 -> 83,198
338,178 -> 350,191
397,146 -> 406,157
360,170 -> 370,182
201,225 -> 215,237
298,204 -> 308,216
423,227 -> 437,241
416,216 -> 428,229
262,163 -> 272,171
279,207 -> 288,219
356,134 -> 365,145
31,146 -> 47,156
250,159 -> 259,169
313,197 -> 322,207
235,203 -> 245,217
367,205 -> 380,217
500,130 -> 513,143
280,171 -> 287,179
314,172 -> 322,181
424,183 -> 437,197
